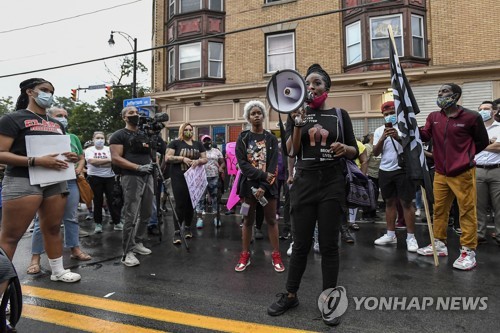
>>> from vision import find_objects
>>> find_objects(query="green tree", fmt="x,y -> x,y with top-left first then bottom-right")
0,97 -> 14,116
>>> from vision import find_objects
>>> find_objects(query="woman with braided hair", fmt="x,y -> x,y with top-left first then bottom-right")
0,78 -> 81,283
267,64 -> 358,326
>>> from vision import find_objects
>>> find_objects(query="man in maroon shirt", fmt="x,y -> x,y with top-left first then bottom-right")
417,83 -> 488,270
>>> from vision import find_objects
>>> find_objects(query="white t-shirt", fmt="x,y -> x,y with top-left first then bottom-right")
85,146 -> 115,178
205,148 -> 223,178
475,121 -> 500,165
373,125 -> 403,172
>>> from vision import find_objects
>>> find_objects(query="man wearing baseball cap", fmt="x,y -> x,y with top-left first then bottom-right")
372,101 -> 419,252
195,135 -> 225,228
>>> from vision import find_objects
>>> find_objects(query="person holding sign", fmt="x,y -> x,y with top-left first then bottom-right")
166,123 -> 207,245
234,100 -> 283,273
0,78 -> 81,283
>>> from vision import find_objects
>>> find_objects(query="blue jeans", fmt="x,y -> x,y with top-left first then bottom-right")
196,177 -> 219,213
31,179 -> 80,254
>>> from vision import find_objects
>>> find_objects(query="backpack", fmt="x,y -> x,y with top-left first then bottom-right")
336,108 -> 377,210
0,249 -> 22,333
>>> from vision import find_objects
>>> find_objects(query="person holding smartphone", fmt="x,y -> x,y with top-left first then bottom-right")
372,101 -> 419,252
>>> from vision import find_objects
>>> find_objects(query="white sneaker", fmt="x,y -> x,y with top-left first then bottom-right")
313,242 -> 320,253
406,237 -> 419,252
374,234 -> 397,245
196,218 -> 204,229
132,243 -> 152,255
417,239 -> 448,256
415,208 -> 421,217
113,222 -> 124,231
121,251 -> 140,267
287,242 -> 294,256
453,247 -> 477,270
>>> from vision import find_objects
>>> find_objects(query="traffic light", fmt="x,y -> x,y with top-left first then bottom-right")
105,85 -> 113,99
70,89 -> 77,102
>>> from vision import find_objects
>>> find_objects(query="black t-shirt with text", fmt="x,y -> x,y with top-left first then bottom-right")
167,139 -> 206,177
109,128 -> 152,176
0,109 -> 65,178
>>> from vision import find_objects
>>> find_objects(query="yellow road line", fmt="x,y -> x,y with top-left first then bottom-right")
23,286 -> 317,333
23,304 -> 169,333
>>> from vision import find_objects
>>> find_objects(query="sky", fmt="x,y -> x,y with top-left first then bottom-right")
0,0 -> 153,105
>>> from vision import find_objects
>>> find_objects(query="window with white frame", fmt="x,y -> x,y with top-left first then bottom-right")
266,32 -> 295,73
180,0 -> 201,13
169,0 -> 175,18
209,0 -> 223,11
179,43 -> 201,79
411,15 -> 425,58
370,14 -> 403,59
208,42 -> 223,78
346,21 -> 361,65
168,49 -> 175,83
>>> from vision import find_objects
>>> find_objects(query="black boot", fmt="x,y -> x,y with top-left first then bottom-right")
340,224 -> 355,243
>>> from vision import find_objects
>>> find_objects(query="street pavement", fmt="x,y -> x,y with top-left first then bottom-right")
10,204 -> 500,333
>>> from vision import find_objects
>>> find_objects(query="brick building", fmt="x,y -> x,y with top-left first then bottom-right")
150,0 -> 500,147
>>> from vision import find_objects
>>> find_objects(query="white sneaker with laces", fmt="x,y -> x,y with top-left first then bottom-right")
287,242 -> 294,256
453,247 -> 477,270
417,239 -> 448,256
415,208 -> 421,217
121,251 -> 140,267
113,222 -> 124,231
406,237 -> 419,252
132,243 -> 152,255
374,234 -> 397,245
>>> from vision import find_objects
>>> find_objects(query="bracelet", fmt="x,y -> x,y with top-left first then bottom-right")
27,157 -> 35,167
32,157 -> 36,167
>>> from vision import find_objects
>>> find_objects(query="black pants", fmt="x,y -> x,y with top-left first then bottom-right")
171,173 -> 194,230
363,176 -> 379,218
88,175 -> 120,225
286,168 -> 343,294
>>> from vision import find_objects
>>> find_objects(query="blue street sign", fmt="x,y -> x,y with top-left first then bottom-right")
123,97 -> 152,108
137,108 -> 150,117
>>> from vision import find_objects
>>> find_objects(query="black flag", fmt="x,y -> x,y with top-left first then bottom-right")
388,28 -> 433,203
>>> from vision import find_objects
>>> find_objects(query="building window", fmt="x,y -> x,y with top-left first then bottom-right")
209,0 -> 223,11
179,43 -> 201,79
169,0 -> 175,18
346,21 -> 361,65
180,0 -> 201,13
168,49 -> 175,83
411,15 -> 425,58
370,14 -> 403,59
266,32 -> 295,73
208,42 -> 223,78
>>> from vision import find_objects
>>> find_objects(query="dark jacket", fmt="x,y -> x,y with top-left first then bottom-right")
420,106 -> 489,177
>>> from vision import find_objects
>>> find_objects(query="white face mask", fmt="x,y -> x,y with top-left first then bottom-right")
94,139 -> 105,148
479,110 -> 492,122
34,90 -> 54,109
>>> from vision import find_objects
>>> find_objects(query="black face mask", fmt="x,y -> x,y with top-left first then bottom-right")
127,115 -> 139,126
203,142 -> 212,149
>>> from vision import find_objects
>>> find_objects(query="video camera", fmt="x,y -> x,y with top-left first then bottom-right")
138,112 -> 169,134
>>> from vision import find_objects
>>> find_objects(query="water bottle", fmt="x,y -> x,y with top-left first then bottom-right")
251,187 -> 268,207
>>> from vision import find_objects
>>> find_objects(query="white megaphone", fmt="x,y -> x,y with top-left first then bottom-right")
266,69 -> 307,114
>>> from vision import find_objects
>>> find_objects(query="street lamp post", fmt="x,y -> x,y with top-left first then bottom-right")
108,31 -> 138,98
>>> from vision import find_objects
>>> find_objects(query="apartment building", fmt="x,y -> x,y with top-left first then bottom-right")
150,0 -> 500,147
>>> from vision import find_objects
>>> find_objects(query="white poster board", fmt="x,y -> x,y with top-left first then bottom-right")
183,165 -> 208,208
26,135 -> 76,186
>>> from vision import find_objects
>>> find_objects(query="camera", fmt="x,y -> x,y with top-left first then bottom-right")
138,112 -> 169,134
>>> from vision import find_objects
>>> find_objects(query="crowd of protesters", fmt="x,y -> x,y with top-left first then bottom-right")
1,75 -> 499,329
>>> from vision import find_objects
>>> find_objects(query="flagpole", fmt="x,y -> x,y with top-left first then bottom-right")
388,25 -> 438,267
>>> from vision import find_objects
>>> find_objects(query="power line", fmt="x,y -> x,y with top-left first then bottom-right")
0,0 -> 144,34
0,0 -> 396,79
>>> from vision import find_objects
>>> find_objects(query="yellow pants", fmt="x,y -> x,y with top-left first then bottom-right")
433,168 -> 477,249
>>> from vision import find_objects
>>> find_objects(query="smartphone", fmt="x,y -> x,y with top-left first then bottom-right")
385,122 -> 393,128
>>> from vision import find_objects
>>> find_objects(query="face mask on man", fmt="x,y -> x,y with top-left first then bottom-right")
57,117 -> 68,129
384,114 -> 397,125
436,93 -> 458,109
94,139 -> 105,148
479,110 -> 492,122
127,115 -> 139,126
34,90 -> 54,109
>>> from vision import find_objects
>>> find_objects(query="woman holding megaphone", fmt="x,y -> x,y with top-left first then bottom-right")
267,64 -> 358,327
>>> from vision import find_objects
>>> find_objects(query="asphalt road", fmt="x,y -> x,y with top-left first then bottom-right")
9,205 -> 500,333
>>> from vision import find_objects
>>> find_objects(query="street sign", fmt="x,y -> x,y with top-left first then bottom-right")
137,108 -> 150,117
88,84 -> 106,90
123,97 -> 152,108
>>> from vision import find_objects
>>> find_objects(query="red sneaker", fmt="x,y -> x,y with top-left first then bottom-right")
235,251 -> 251,272
272,251 -> 285,272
